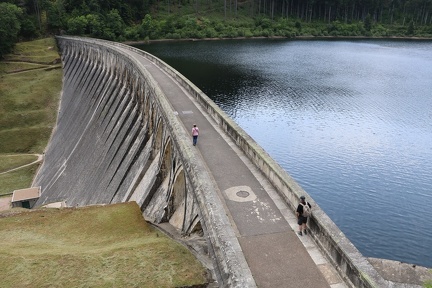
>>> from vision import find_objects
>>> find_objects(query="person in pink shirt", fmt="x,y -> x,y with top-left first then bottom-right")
192,124 -> 199,146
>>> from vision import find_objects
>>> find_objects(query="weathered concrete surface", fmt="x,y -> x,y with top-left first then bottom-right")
368,258 -> 432,287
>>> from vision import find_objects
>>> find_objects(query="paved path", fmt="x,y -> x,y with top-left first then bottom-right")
118,46 -> 347,288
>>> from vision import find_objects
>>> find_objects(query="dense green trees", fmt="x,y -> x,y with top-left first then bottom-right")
249,0 -> 432,25
0,3 -> 23,58
65,9 -> 125,39
0,0 -> 431,57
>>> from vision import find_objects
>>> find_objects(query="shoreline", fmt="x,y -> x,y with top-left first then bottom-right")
123,35 -> 432,45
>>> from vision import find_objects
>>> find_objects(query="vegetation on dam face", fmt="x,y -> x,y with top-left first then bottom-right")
0,202 -> 208,287
1,0 -> 432,57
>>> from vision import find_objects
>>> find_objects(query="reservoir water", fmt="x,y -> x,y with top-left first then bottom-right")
136,39 -> 432,268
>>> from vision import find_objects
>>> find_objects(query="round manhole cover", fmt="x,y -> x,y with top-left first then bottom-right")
224,186 -> 256,202
236,191 -> 250,198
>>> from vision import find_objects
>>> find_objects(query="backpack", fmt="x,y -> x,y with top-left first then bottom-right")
301,202 -> 311,217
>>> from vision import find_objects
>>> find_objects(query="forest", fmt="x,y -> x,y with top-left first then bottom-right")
1,0 -> 432,57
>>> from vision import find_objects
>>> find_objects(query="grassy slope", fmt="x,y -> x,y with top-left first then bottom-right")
0,38 -> 62,195
0,202 -> 208,287
0,154 -> 38,172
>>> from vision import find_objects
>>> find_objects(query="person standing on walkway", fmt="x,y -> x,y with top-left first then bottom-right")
296,196 -> 312,236
192,124 -> 199,146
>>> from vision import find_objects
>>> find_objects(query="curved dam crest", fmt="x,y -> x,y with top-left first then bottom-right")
33,36 -> 429,288
33,36 -> 254,287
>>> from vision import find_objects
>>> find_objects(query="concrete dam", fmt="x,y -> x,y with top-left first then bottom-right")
33,36 -> 423,288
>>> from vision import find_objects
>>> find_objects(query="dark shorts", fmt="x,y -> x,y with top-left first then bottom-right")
297,216 -> 308,225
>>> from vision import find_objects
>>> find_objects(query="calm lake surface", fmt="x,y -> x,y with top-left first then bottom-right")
136,39 -> 432,268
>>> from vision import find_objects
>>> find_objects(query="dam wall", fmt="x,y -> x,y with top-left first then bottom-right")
33,36 -> 255,287
32,36 -> 414,288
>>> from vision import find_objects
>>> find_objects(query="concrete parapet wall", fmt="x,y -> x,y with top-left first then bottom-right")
126,43 -> 401,288
33,36 -> 255,288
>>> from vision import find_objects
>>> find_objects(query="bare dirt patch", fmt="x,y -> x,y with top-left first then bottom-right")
0,196 -> 11,211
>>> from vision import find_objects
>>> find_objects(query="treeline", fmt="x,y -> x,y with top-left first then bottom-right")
247,0 -> 431,25
1,0 -> 432,57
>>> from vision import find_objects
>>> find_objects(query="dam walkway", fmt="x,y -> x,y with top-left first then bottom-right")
113,44 -> 347,288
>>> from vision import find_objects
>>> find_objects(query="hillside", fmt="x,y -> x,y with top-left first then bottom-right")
0,38 -> 62,196
0,202 -> 209,287
1,0 -> 432,57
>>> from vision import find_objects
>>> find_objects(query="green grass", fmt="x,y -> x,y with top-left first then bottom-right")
0,153 -> 39,196
0,154 -> 38,172
0,126 -> 54,153
0,68 -> 61,154
0,68 -> 61,115
0,163 -> 39,196
2,38 -> 61,64
0,62 -> 50,74
0,37 -> 61,193
0,202 -> 208,287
